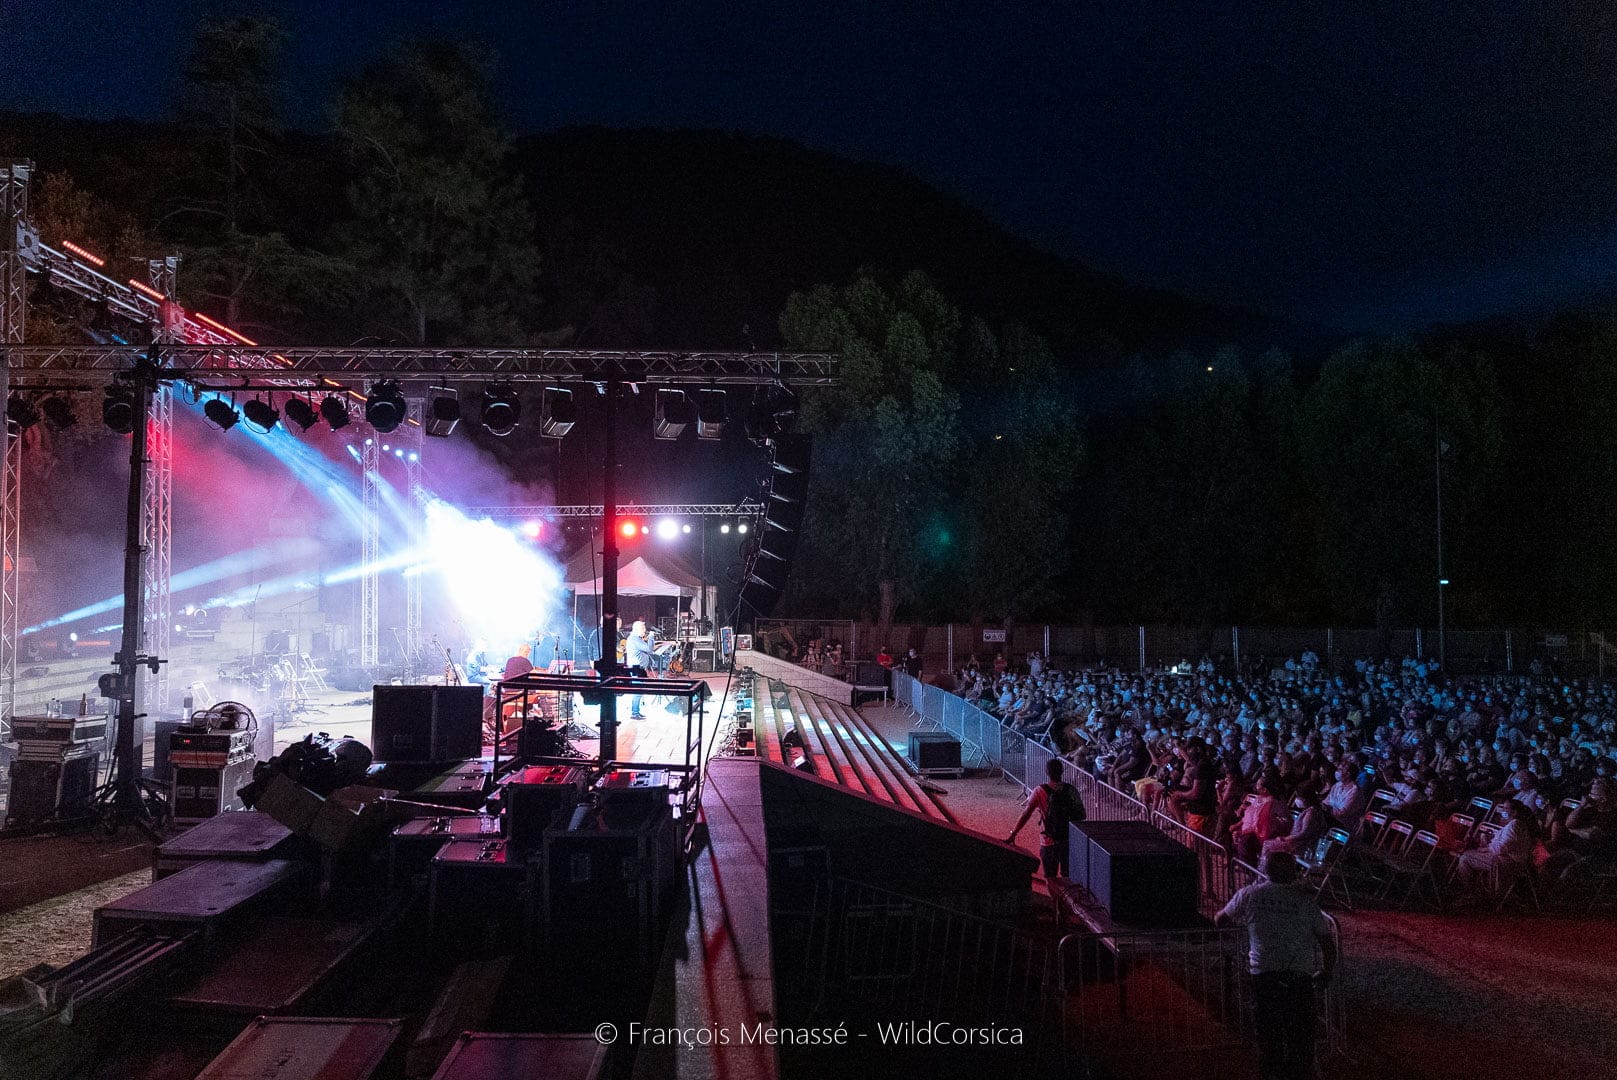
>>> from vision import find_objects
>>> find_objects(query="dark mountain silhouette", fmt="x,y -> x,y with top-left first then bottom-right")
2,111 -> 1276,358
516,126 -> 1278,357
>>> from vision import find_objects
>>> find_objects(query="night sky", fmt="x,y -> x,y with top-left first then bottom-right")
8,1 -> 1617,330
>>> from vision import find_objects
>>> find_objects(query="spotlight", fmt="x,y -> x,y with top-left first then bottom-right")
242,396 -> 280,433
426,387 -> 459,437
6,394 -> 39,430
382,444 -> 390,452
365,380 -> 407,433
721,523 -> 731,534
321,394 -> 351,430
540,387 -> 575,438
522,520 -> 543,539
481,385 -> 520,436
102,385 -> 135,433
653,389 -> 693,439
737,522 -> 749,534
394,448 -> 404,458
40,396 -> 77,430
284,396 -> 319,432
695,389 -> 726,439
408,452 -> 419,462
204,397 -> 240,431
656,518 -> 679,540
640,524 -> 649,534
620,520 -> 640,539
682,523 -> 692,534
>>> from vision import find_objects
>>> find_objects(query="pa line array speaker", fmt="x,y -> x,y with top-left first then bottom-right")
740,434 -> 811,616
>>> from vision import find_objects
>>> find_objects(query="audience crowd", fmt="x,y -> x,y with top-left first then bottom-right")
950,651 -> 1617,892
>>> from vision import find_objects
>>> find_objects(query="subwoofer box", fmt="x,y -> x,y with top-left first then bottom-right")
371,685 -> 483,763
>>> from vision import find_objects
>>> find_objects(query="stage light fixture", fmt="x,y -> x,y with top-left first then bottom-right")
640,524 -> 650,534
540,387 -> 575,438
40,395 -> 76,430
426,387 -> 460,437
522,520 -> 543,539
738,522 -> 749,534
284,396 -> 319,432
747,384 -> 798,441
620,520 -> 640,539
721,523 -> 731,534
382,444 -> 390,452
481,385 -> 520,436
365,380 -> 407,433
321,394 -> 352,430
682,523 -> 692,534
696,389 -> 726,439
656,518 -> 679,540
242,396 -> 280,433
6,394 -> 40,430
101,385 -> 135,433
204,397 -> 240,432
653,389 -> 693,439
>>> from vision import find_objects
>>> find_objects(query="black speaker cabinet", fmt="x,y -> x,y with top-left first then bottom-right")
1073,820 -> 1199,927
906,731 -> 963,775
371,685 -> 483,763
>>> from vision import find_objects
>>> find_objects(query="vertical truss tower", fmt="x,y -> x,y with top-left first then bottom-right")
141,256 -> 179,716
0,161 -> 31,738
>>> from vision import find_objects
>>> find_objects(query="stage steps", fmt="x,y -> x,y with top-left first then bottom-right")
797,690 -> 958,825
752,683 -> 955,826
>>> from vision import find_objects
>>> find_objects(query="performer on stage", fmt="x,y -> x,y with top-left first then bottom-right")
624,620 -> 655,719
503,642 -> 534,681
465,638 -> 493,685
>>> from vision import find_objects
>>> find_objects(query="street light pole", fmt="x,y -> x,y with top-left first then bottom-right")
1435,420 -> 1446,672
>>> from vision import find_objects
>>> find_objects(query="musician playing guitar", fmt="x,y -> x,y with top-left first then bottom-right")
624,620 -> 655,719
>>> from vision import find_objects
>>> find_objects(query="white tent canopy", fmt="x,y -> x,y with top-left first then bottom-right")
563,546 -> 717,617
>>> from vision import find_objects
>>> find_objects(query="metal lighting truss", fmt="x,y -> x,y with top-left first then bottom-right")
0,163 -> 28,735
463,500 -> 769,520
0,157 -> 833,709
360,427 -> 381,669
2,345 -> 837,387
140,256 -> 180,716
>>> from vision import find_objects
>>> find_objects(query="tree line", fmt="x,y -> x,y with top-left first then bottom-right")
12,17 -> 1617,632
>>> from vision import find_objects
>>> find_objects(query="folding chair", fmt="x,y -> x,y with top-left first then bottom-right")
1357,809 -> 1390,846
1443,812 -> 1478,851
1301,828 -> 1356,909
1368,788 -> 1398,814
1495,862 -> 1541,913
1381,829 -> 1446,907
1466,796 -> 1494,820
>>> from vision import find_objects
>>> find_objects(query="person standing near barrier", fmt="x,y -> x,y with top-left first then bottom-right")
1215,851 -> 1337,1080
1005,757 -> 1086,880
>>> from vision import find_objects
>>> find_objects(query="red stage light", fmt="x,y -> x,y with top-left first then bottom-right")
620,520 -> 639,538
61,240 -> 105,267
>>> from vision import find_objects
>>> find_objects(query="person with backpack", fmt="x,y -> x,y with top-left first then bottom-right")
1005,758 -> 1087,879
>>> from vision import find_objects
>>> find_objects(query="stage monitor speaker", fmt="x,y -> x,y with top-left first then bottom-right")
906,731 -> 962,774
371,685 -> 483,763
1076,820 -> 1199,927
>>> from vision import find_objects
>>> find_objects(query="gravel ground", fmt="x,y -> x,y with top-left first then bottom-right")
0,869 -> 150,982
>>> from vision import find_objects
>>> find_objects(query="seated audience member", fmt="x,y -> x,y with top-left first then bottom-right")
1265,786 -> 1332,859
1455,799 -> 1539,890
1544,777 -> 1617,879
1231,770 -> 1290,863
1323,762 -> 1369,834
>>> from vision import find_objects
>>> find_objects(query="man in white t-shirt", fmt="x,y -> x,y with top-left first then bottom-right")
1216,851 -> 1337,1080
